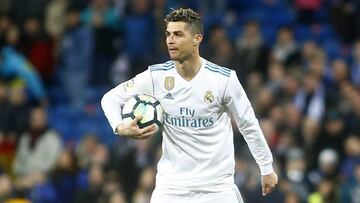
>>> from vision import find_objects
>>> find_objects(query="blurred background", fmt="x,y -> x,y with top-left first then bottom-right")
0,0 -> 360,202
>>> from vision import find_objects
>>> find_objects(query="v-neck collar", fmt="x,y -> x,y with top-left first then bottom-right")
174,58 -> 206,85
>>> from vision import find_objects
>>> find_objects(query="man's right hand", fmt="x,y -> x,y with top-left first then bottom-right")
116,116 -> 157,139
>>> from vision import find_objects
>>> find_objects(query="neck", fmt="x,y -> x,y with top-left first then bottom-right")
175,54 -> 202,81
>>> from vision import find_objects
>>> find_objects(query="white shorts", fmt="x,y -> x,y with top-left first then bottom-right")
150,185 -> 244,203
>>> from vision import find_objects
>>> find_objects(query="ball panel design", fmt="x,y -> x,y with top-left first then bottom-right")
121,94 -> 164,129
122,96 -> 138,115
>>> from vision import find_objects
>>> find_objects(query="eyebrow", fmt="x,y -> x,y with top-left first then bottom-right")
166,30 -> 184,34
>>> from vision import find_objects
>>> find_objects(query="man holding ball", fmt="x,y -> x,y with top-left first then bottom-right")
102,8 -> 277,203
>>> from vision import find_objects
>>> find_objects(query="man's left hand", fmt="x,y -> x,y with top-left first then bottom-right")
261,172 -> 278,196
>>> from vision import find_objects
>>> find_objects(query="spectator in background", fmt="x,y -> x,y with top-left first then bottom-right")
132,167 -> 155,203
351,39 -> 360,87
272,26 -> 300,67
0,46 -> 46,104
0,13 -> 12,47
345,86 -> 360,135
59,6 -> 94,109
20,16 -> 55,85
309,111 -> 346,169
254,89 -> 275,119
45,0 -> 69,41
306,49 -> 331,85
340,162 -> 360,203
5,83 -> 31,137
341,135 -> 360,180
308,178 -> 337,203
329,58 -> 349,87
266,62 -> 286,94
75,133 -> 100,170
110,137 -> 159,200
97,170 -> 124,203
3,24 -> 21,50
152,0 -> 171,61
124,0 -> 156,76
295,40 -> 319,70
202,25 -> 227,61
209,37 -> 237,69
244,71 -> 264,102
0,83 -> 31,176
81,0 -> 120,31
91,143 -> 111,170
13,106 -> 63,178
283,191 -> 301,203
283,148 -> 310,202
72,164 -> 104,203
81,0 -> 121,87
0,80 -> 10,135
0,173 -> 13,202
279,73 -> 301,104
275,130 -> 298,166
308,148 -> 340,190
236,20 -> 269,81
330,0 -> 359,44
109,53 -> 130,86
294,72 -> 325,123
4,24 -> 21,51
326,58 -> 349,109
49,148 -> 79,203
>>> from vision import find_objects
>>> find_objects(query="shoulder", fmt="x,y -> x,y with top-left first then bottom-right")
149,60 -> 175,72
203,59 -> 232,78
43,129 -> 61,140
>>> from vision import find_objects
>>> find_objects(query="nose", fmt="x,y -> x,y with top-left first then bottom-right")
166,35 -> 175,45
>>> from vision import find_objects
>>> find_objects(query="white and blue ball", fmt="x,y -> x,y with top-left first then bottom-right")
122,94 -> 164,128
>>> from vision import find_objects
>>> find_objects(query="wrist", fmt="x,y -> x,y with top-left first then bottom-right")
116,123 -> 126,135
259,163 -> 273,176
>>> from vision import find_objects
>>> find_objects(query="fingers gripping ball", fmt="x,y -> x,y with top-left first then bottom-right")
122,94 -> 164,129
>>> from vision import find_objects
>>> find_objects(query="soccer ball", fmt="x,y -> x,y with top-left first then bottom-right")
121,94 -> 164,129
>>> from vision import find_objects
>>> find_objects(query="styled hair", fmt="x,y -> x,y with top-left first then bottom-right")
164,8 -> 203,35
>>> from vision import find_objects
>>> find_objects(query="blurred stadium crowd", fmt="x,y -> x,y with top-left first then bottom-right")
0,0 -> 360,202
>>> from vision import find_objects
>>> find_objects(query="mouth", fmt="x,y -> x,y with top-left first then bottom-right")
168,48 -> 178,52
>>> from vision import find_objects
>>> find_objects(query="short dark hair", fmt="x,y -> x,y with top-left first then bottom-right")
164,8 -> 203,35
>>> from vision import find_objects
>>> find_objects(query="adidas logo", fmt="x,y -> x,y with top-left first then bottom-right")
163,93 -> 174,99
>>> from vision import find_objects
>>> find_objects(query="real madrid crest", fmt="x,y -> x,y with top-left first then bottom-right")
164,76 -> 175,91
204,91 -> 214,104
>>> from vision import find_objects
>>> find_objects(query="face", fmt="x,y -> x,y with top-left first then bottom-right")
24,18 -> 40,36
166,21 -> 201,62
278,28 -> 293,45
67,11 -> 80,27
354,41 -> 360,60
29,107 -> 47,129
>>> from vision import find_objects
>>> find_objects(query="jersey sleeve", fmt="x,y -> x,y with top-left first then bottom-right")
101,69 -> 153,133
224,71 -> 274,175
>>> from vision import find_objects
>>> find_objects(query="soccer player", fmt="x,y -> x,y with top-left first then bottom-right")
102,8 -> 278,203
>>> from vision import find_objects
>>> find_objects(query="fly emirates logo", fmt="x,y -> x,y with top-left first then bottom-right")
165,107 -> 215,128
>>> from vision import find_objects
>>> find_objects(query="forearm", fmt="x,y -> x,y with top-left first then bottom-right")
240,120 -> 273,175
101,89 -> 126,133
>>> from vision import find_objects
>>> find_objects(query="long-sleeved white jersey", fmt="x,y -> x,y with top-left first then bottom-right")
101,58 -> 273,192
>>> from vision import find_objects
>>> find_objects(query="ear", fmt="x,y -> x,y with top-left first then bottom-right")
193,34 -> 203,46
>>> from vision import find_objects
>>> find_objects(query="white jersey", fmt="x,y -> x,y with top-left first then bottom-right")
101,58 -> 273,192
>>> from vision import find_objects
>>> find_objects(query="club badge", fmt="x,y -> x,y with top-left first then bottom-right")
204,91 -> 214,104
164,76 -> 175,91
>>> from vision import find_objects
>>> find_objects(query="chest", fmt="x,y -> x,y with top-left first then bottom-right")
153,75 -> 225,117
